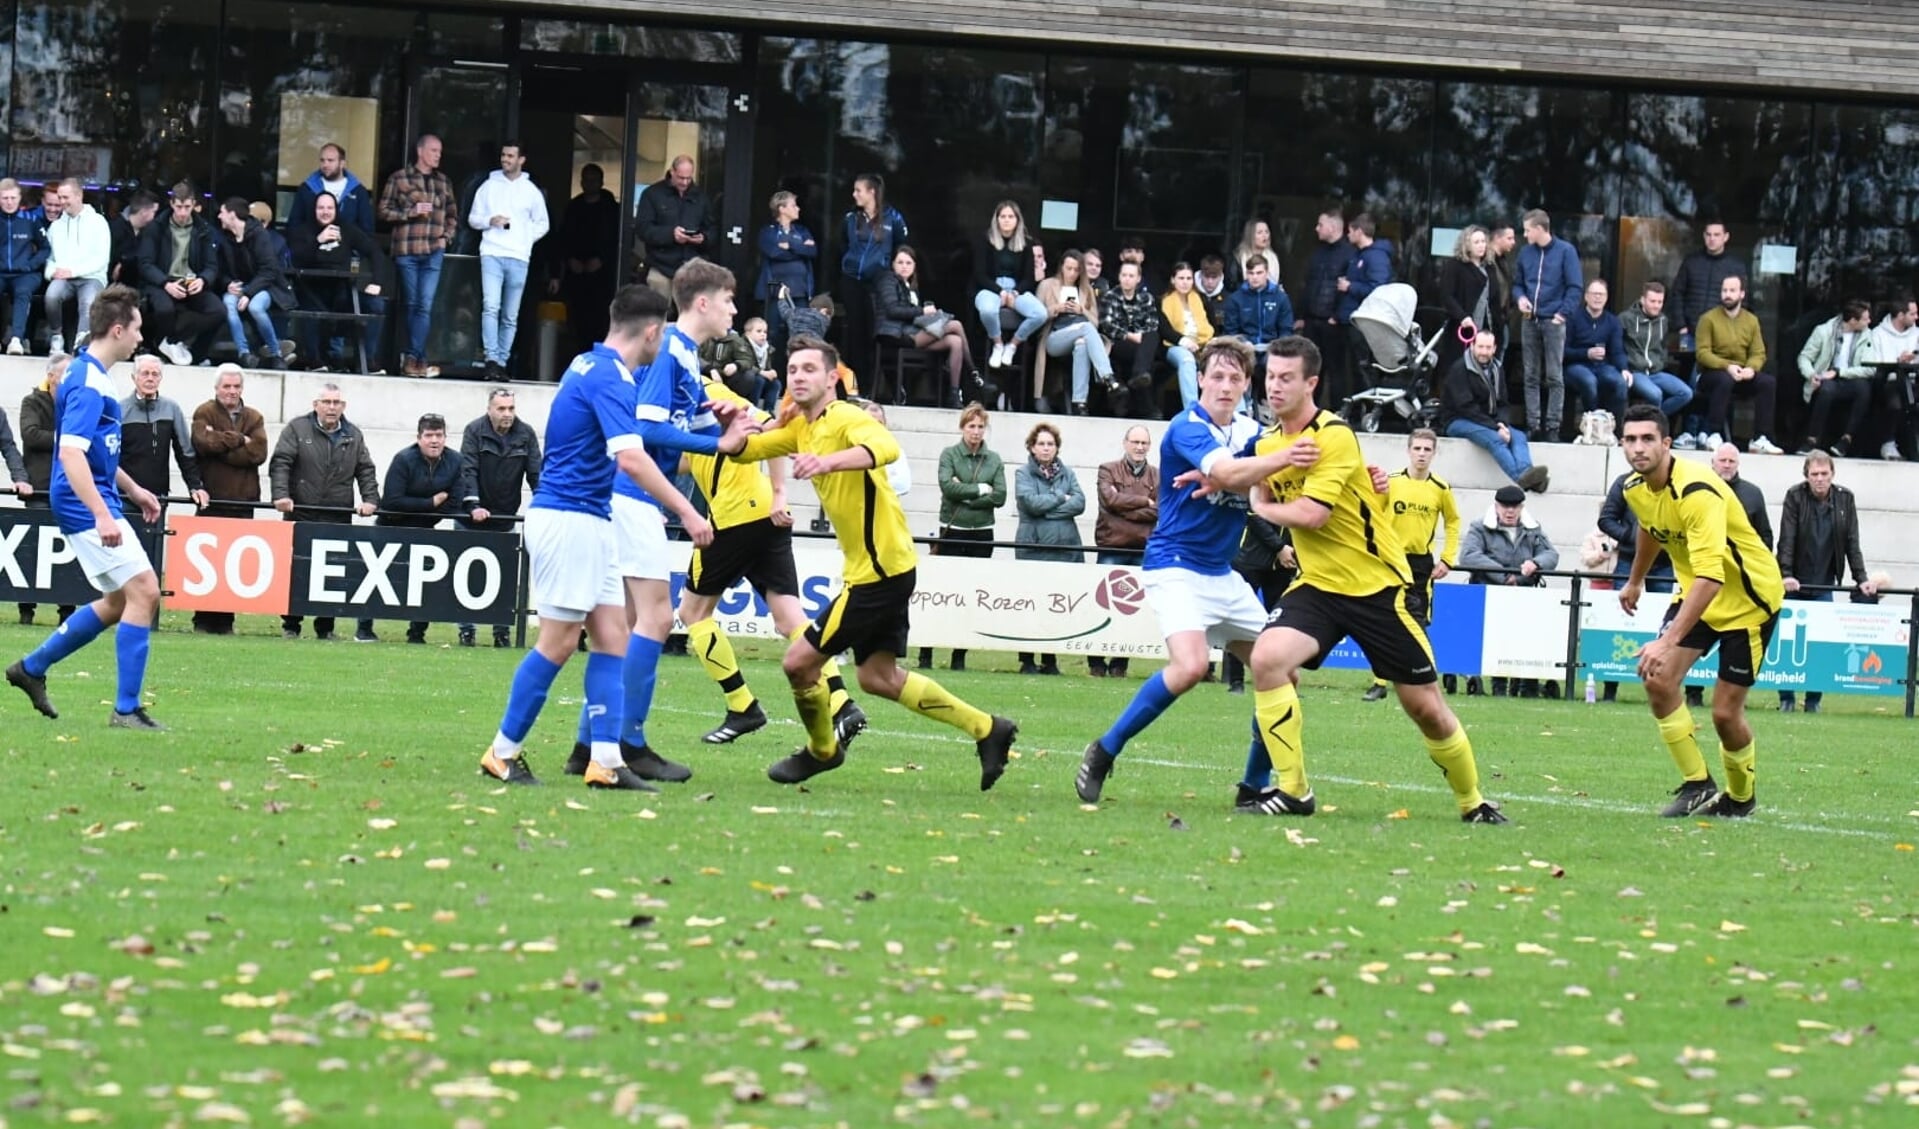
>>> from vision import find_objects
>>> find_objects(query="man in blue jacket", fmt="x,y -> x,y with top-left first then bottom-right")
1224,257 -> 1294,348
1334,213 -> 1394,396
0,178 -> 49,356
288,143 -> 376,234
1562,279 -> 1630,430
1512,209 -> 1583,441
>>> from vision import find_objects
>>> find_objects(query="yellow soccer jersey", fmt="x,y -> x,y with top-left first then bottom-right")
739,399 -> 916,586
684,379 -> 774,530
1624,454 -> 1784,629
1258,410 -> 1410,596
1385,470 -> 1460,565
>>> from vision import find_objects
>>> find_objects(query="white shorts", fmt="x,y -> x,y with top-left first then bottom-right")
611,493 -> 670,582
69,519 -> 153,594
524,508 -> 621,622
1143,566 -> 1267,649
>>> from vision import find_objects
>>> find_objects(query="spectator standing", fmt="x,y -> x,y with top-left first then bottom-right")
1300,209 -> 1349,400
1512,209 -> 1582,441
1693,275 -> 1781,454
1796,299 -> 1877,456
187,364 -> 267,635
862,400 -> 912,496
1014,421 -> 1084,675
289,142 -> 376,234
1670,220 -> 1749,349
468,141 -> 549,378
1100,261 -> 1159,415
1869,295 -> 1918,460
215,197 -> 292,369
41,179 -> 111,356
1089,425 -> 1157,678
268,383 -> 378,640
1619,280 -> 1694,434
1034,249 -> 1115,416
1335,212 -> 1393,375
1436,224 -> 1493,376
838,173 -> 908,387
119,354 -> 208,563
1486,222 -> 1518,358
376,413 -> 470,645
871,246 -> 983,408
1562,278 -> 1631,427
918,404 -> 1006,673
1459,483 -> 1560,697
107,188 -> 158,288
552,164 -> 620,350
0,387 -> 28,495
377,133 -> 456,377
14,354 -> 69,626
1437,330 -> 1550,491
1775,451 -> 1875,713
637,156 -> 716,300
972,200 -> 1048,373
287,190 -> 388,371
457,388 -> 541,647
757,190 -> 818,354
136,183 -> 224,366
1158,261 -> 1214,410
1712,442 -> 1774,549
0,177 -> 49,356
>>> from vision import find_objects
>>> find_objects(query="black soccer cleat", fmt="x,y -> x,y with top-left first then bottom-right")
977,716 -> 1017,792
108,707 -> 167,732
767,746 -> 845,784
1460,801 -> 1509,824
563,742 -> 590,776
7,659 -> 58,719
584,762 -> 660,792
1660,777 -> 1719,818
1361,683 -> 1390,702
621,741 -> 693,783
1237,786 -> 1318,816
479,749 -> 540,786
1700,790 -> 1756,818
1075,740 -> 1116,803
702,702 -> 768,744
833,700 -> 869,751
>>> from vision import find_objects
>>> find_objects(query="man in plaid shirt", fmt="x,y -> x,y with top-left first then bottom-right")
377,133 -> 456,377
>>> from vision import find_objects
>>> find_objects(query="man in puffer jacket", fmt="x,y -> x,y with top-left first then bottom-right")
0,178 -> 49,354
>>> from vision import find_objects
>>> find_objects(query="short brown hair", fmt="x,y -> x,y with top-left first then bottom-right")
1349,212 -> 1376,239
1195,336 -> 1255,378
1522,208 -> 1552,231
671,257 -> 736,311
1025,421 -> 1062,452
957,403 -> 989,431
786,333 -> 840,372
1408,427 -> 1438,445
1242,254 -> 1268,274
608,284 -> 670,334
89,284 -> 141,341
1268,334 -> 1323,378
1642,280 -> 1666,296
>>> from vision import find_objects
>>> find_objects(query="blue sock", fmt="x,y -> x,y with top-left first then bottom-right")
1099,672 -> 1180,756
112,622 -> 150,714
621,634 -> 664,746
498,651 -> 563,744
585,652 -> 624,745
1240,713 -> 1273,792
23,604 -> 106,677
575,699 -> 592,746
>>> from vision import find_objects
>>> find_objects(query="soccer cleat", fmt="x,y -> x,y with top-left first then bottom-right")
1700,791 -> 1756,818
108,707 -> 166,731
768,746 -> 845,784
621,741 -> 693,783
479,749 -> 539,785
1460,801 -> 1509,824
977,715 -> 1017,792
563,742 -> 590,776
584,762 -> 660,792
7,660 -> 58,718
1237,786 -> 1317,816
703,702 -> 769,744
1075,739 -> 1115,803
833,700 -> 869,750
1660,777 -> 1719,818
1362,683 -> 1390,702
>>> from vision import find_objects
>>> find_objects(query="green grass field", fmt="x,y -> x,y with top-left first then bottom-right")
1,617 -> 1915,1127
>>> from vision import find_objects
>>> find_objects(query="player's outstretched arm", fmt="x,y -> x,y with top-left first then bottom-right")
615,447 -> 713,547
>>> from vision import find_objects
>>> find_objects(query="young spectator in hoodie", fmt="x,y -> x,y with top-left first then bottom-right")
1512,209 -> 1582,440
1619,280 -> 1693,436
287,190 -> 389,371
0,178 -> 50,356
467,141 -> 550,378
1195,253 -> 1229,331
971,200 -> 1048,372
1562,279 -> 1631,428
1795,299 -> 1877,457
701,315 -> 776,412
136,183 -> 225,367
215,197 -> 293,369
1869,293 -> 1919,460
41,179 -> 110,356
1159,261 -> 1214,410
1224,256 -> 1294,413
289,143 -> 375,234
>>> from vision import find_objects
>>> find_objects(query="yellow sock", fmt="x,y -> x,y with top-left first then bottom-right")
793,681 -> 837,757
899,672 -> 992,740
786,627 -> 851,715
689,618 -> 755,712
1720,740 -> 1756,802
1423,724 -> 1484,813
1254,684 -> 1309,798
1373,677 -> 1389,690
1656,707 -> 1710,782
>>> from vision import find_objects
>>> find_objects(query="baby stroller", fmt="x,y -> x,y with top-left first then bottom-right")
1344,282 -> 1443,433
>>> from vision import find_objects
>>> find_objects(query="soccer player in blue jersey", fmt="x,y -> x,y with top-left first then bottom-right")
7,285 -> 167,729
479,285 -> 748,790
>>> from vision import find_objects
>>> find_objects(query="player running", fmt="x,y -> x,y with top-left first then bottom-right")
733,334 -> 1018,789
1364,428 -> 1459,701
1617,402 -> 1783,817
7,285 -> 167,729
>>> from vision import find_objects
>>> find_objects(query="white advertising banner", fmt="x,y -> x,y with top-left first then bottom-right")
1475,584 -> 1572,678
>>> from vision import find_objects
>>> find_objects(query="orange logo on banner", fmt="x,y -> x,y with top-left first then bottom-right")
163,516 -> 295,614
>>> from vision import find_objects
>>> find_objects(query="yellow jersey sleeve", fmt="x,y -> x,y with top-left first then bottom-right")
684,379 -> 775,529
1438,480 -> 1461,566
739,414 -> 803,463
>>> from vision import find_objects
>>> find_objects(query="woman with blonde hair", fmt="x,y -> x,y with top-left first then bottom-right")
1437,223 -> 1492,373
1034,250 -> 1115,415
972,200 -> 1049,372
1232,218 -> 1281,288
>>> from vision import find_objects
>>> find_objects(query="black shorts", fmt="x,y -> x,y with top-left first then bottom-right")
1405,552 -> 1435,626
1660,602 -> 1778,688
687,518 -> 800,599
806,570 -> 915,664
1266,582 -> 1437,685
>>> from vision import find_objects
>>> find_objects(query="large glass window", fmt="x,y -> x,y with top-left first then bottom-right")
0,3 -> 14,175
522,18 -> 739,63
1805,105 -> 1919,313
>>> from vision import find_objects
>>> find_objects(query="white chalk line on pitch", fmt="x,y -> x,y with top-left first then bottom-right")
628,702 -> 1907,840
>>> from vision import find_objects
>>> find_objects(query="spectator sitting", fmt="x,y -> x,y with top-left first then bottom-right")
1618,280 -> 1693,437
870,244 -> 985,408
376,412 -> 472,645
1194,253 -> 1229,331
215,196 -> 292,369
1089,425 -> 1157,678
917,404 -> 1006,673
187,364 -> 268,635
1693,275 -> 1781,454
1224,254 -> 1295,374
1100,260 -> 1159,416
1034,249 -> 1117,416
41,178 -> 111,356
1869,293 -> 1919,460
1231,219 -> 1281,289
971,200 -> 1048,372
1562,278 -> 1631,429
1775,450 -> 1876,712
108,187 -> 158,288
1159,260 -> 1214,410
136,182 -> 225,367
1083,248 -> 1112,299
14,353 -> 72,626
756,189 -> 817,354
457,387 -> 541,648
287,189 -> 389,372
289,142 -> 376,234
1796,299 -> 1877,456
1459,483 -> 1560,697
701,315 -> 778,413
0,177 -> 50,356
1437,329 -> 1549,491
1014,421 -> 1085,675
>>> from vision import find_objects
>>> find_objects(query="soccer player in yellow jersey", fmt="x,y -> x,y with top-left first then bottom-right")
735,335 -> 1019,788
1233,337 -> 1506,822
1365,427 -> 1460,701
676,376 -> 865,748
1618,403 -> 1784,818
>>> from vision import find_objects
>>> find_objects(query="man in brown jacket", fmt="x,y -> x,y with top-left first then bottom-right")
188,364 -> 269,634
1090,424 -> 1158,678
268,382 -> 378,640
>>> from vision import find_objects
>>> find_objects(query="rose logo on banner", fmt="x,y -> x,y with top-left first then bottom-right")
1094,569 -> 1145,616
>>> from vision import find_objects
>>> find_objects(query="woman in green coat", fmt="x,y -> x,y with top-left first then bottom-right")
917,403 -> 1007,672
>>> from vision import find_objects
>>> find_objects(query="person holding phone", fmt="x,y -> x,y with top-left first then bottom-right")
1034,250 -> 1115,415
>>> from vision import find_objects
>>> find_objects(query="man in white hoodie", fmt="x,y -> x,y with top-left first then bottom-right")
42,179 -> 110,356
468,141 -> 549,378
1870,293 -> 1919,460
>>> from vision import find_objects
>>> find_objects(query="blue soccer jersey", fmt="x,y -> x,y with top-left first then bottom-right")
1139,407 -> 1263,576
530,344 -> 645,519
615,324 -> 721,508
50,351 -> 125,535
